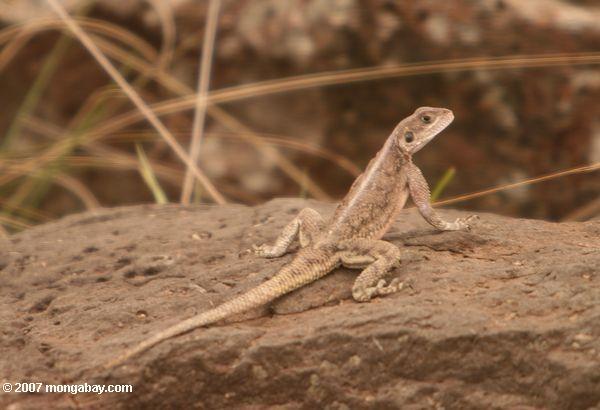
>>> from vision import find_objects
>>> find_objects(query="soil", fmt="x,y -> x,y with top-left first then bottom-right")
1,199 -> 599,409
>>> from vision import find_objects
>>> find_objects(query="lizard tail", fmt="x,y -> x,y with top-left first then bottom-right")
103,248 -> 337,370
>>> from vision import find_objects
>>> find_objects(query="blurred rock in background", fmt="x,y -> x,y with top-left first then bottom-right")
0,0 -> 598,224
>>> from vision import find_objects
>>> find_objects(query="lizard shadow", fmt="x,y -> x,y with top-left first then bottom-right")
384,228 -> 488,254
384,228 -> 443,242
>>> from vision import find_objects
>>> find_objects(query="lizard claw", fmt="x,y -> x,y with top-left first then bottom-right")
376,278 -> 404,296
454,214 -> 479,231
252,243 -> 267,256
252,243 -> 282,258
353,278 -> 404,302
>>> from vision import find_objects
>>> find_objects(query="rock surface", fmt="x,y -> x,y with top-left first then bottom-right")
1,199 -> 599,409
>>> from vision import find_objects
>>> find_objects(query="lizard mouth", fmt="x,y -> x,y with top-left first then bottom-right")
431,111 -> 454,135
413,111 -> 454,153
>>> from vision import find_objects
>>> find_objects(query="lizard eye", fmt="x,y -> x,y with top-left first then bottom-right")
421,115 -> 431,124
404,131 -> 414,143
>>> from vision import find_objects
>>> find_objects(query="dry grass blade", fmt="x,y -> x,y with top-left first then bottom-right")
19,37 -> 593,203
55,154 -> 181,187
84,147 -> 181,186
54,173 -> 101,209
50,37 -> 331,200
433,163 -> 600,207
5,21 -> 597,209
148,0 -> 176,70
22,115 -> 175,208
10,122 -> 599,213
3,175 -> 36,213
0,29 -> 33,72
562,198 -> 600,222
181,0 -> 221,204
0,21 -> 169,204
209,106 -> 331,200
209,52 -> 600,104
2,25 -> 74,150
75,52 -> 600,201
0,17 -> 158,64
0,215 -> 31,230
45,0 -> 226,204
83,128 -> 359,177
0,197 -> 51,222
21,115 -> 176,187
81,53 -> 600,143
206,131 -> 361,177
59,154 -> 259,204
65,86 -> 124,129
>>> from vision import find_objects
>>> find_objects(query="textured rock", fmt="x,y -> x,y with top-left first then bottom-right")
1,199 -> 599,409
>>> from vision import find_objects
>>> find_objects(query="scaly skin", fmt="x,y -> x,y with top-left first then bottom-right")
103,107 -> 477,370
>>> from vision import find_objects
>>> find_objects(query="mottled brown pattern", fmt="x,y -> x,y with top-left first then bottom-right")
104,107 -> 477,370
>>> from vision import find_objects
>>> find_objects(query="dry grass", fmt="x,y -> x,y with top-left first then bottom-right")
180,0 -> 221,205
434,163 -> 600,208
0,2 -> 598,233
46,0 -> 226,204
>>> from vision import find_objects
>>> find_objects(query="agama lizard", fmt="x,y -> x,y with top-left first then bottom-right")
104,106 -> 476,369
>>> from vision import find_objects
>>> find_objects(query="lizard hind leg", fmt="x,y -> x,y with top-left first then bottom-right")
339,239 -> 403,302
254,208 -> 325,258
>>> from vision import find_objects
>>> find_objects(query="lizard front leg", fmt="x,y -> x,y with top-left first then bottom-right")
406,162 -> 477,231
254,208 -> 325,258
338,239 -> 403,302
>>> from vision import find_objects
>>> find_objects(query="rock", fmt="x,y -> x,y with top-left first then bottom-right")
1,199 -> 599,409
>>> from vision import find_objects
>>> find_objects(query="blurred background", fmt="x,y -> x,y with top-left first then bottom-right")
0,0 -> 598,233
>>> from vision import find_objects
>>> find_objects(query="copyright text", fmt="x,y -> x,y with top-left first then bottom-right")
3,382 -> 132,395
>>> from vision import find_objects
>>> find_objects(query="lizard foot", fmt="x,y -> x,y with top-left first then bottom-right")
252,244 -> 285,258
353,278 -> 404,302
453,214 -> 479,231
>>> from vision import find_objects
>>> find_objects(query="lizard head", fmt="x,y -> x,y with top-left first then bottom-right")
395,107 -> 454,156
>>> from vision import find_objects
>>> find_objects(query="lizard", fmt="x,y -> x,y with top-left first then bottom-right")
104,106 -> 477,370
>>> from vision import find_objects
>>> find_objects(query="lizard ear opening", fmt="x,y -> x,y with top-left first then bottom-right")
404,131 -> 414,143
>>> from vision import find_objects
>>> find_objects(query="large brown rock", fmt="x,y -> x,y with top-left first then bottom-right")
1,199 -> 599,409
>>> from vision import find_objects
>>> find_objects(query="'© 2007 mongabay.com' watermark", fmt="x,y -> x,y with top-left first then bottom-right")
2,382 -> 133,395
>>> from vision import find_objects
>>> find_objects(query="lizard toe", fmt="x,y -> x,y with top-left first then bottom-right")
377,278 -> 403,296
253,244 -> 275,258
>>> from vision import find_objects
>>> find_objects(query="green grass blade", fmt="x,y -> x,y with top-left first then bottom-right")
431,167 -> 456,202
1,1 -> 95,152
2,36 -> 72,151
135,143 -> 168,204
